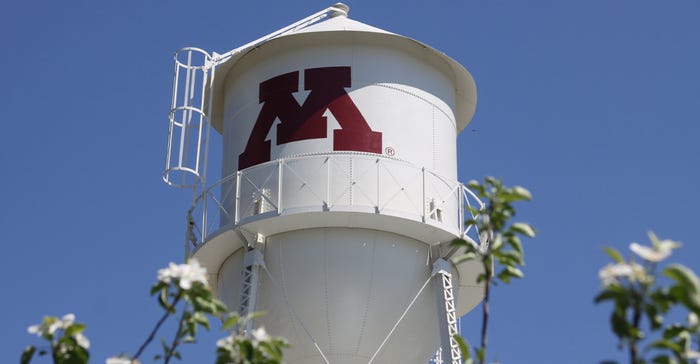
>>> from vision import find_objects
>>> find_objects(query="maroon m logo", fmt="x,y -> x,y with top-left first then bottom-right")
238,67 -> 382,170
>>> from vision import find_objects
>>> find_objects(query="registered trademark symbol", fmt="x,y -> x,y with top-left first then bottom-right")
385,146 -> 395,156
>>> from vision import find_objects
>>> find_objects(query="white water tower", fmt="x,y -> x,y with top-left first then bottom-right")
164,4 -> 485,364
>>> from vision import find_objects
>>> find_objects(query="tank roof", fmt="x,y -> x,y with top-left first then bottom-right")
207,12 -> 477,133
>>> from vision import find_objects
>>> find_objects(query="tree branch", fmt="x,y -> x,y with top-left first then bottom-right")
133,294 -> 182,360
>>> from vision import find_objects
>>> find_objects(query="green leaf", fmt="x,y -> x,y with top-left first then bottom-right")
161,337 -> 170,354
212,299 -> 228,313
464,219 -> 477,227
647,339 -> 683,353
611,311 -> 632,338
21,345 -> 36,364
649,290 -> 674,313
664,264 -> 700,293
662,324 -> 686,340
159,287 -> 170,310
454,335 -> 470,359
497,269 -> 511,284
222,315 -> 239,330
193,311 -> 210,330
510,222 -> 536,238
664,264 -> 700,314
604,247 -> 624,263
644,304 -> 663,331
246,311 -> 267,321
505,234 -> 523,255
594,285 -> 629,305
150,282 -> 164,296
476,347 -> 485,362
651,355 -> 678,364
467,180 -> 485,196
452,252 -> 478,265
64,323 -> 86,337
495,249 -> 524,266
506,265 -> 524,278
497,265 -> 524,284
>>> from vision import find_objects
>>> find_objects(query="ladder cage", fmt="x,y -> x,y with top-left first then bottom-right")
164,47 -> 213,188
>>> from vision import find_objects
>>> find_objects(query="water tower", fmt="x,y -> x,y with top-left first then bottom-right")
163,4 -> 486,363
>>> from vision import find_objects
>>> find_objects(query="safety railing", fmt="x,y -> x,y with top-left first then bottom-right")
186,153 -> 484,250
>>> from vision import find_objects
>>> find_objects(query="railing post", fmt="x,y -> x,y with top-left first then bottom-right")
235,171 -> 241,224
376,158 -> 380,213
201,191 -> 208,242
458,185 -> 464,239
326,156 -> 332,210
422,167 -> 426,222
278,159 -> 283,214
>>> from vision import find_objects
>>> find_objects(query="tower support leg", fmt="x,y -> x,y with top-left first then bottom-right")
432,258 -> 462,364
238,247 -> 265,333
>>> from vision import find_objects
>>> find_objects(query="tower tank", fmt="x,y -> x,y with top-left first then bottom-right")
165,4 -> 485,364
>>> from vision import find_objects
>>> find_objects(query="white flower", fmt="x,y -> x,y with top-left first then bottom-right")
630,232 -> 682,263
47,320 -> 62,336
179,260 -> 207,290
27,325 -> 40,335
157,259 -> 208,290
599,262 -> 644,286
251,327 -> 270,344
75,333 -> 90,349
689,312 -> 699,326
216,335 -> 234,348
157,262 -> 177,284
630,242 -> 671,263
106,357 -> 132,364
61,313 -> 75,326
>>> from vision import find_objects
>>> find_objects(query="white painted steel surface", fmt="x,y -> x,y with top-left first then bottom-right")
220,26 -> 461,181
184,6 -> 484,364
217,228 -> 481,364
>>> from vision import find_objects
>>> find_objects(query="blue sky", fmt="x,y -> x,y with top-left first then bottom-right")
2,1 -> 699,363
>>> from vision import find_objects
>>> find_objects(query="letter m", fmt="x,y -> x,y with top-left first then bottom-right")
238,67 -> 382,169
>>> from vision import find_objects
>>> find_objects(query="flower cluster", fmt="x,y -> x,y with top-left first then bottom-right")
598,232 -> 682,287
216,327 -> 271,349
23,313 -> 91,364
596,232 -> 700,364
157,259 -> 208,290
215,314 -> 288,364
598,261 -> 645,287
27,314 -> 90,349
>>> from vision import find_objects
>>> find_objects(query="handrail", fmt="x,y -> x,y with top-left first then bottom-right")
186,153 -> 484,252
